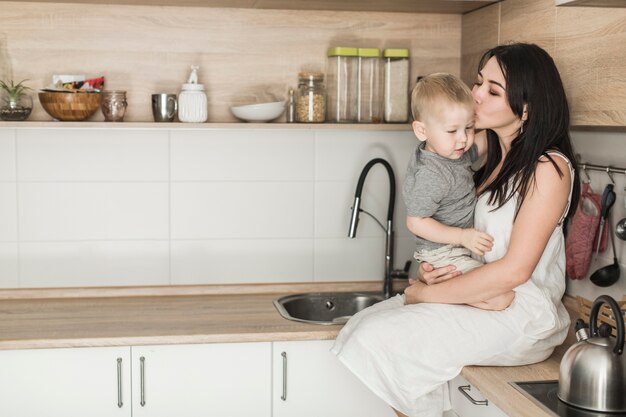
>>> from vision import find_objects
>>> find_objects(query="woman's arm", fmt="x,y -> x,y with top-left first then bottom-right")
405,156 -> 571,305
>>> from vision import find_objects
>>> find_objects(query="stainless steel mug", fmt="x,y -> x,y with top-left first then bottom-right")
152,93 -> 177,122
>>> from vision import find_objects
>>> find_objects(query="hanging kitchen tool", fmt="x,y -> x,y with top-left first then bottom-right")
590,217 -> 621,287
593,184 -> 615,259
558,295 -> 626,413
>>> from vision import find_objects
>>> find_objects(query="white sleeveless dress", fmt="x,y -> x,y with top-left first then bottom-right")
331,153 -> 574,417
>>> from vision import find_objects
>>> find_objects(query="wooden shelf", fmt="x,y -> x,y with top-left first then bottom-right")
0,121 -> 413,131
4,0 -> 501,14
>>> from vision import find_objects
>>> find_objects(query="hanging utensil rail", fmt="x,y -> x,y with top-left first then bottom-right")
578,159 -> 626,184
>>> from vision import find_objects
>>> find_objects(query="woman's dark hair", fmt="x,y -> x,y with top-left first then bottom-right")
473,43 -> 580,226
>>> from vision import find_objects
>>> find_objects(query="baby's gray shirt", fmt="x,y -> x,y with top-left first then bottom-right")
402,142 -> 479,251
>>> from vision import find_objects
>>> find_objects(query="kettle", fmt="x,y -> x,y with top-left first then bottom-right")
558,295 -> 626,412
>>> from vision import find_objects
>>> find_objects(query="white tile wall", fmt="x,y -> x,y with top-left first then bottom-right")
171,239 -> 314,284
20,241 -> 170,288
0,125 -> 454,288
567,130 -> 626,301
171,129 -> 315,181
19,183 -> 169,241
171,182 -> 314,239
16,129 -> 169,181
0,129 -> 15,181
0,183 -> 17,242
0,243 -> 18,288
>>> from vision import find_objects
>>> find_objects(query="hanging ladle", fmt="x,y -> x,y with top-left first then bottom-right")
591,186 -> 619,287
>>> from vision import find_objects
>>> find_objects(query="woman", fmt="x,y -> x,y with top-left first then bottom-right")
331,43 -> 580,417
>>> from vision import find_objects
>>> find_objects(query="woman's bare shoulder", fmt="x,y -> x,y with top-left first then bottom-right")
534,153 -> 572,194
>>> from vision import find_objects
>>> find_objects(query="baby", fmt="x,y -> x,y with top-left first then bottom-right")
403,73 -> 514,310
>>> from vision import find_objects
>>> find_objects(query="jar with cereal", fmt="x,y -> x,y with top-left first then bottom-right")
296,72 -> 326,123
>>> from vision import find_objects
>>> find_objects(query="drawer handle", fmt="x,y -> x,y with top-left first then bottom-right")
140,356 -> 146,407
281,351 -> 287,401
116,357 -> 123,408
458,385 -> 488,406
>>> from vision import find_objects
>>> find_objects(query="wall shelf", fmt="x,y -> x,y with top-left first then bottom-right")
0,121 -> 413,131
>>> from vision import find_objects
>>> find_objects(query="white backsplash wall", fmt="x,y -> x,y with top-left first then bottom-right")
0,127 -> 417,288
567,130 -> 626,302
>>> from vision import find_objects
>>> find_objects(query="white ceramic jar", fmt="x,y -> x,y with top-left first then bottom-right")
178,83 -> 208,123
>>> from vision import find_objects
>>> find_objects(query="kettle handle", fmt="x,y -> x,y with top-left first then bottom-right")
589,295 -> 624,355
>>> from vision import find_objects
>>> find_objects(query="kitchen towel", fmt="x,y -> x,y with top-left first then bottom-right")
566,183 -> 607,279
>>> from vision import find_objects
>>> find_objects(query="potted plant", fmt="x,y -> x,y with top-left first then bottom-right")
0,79 -> 33,121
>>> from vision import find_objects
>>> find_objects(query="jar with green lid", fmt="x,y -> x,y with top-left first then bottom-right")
383,48 -> 410,123
326,47 -> 358,123
296,71 -> 326,123
357,47 -> 382,123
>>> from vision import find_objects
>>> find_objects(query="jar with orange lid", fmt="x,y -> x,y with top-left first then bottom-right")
295,71 -> 326,123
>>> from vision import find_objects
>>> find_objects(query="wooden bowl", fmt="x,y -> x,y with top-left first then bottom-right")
38,91 -> 101,121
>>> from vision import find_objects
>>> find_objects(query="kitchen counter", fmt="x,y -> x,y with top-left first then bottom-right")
0,282 -> 579,417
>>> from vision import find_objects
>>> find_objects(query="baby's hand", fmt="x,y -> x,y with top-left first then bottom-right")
460,228 -> 493,256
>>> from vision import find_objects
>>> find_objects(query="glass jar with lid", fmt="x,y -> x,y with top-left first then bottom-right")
326,47 -> 358,123
295,71 -> 326,123
357,47 -> 382,123
383,48 -> 410,123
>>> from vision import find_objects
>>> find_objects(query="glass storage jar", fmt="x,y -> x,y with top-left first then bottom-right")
326,47 -> 358,123
383,48 -> 410,123
357,48 -> 382,123
296,71 -> 326,123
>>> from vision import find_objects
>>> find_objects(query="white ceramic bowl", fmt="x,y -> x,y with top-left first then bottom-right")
230,101 -> 285,122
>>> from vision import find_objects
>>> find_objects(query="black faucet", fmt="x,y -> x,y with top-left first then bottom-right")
348,158 -> 410,298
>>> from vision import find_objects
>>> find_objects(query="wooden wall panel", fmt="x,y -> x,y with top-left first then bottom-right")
556,7 -> 626,126
460,2 -> 500,87
500,0 -> 556,54
0,2 -> 461,122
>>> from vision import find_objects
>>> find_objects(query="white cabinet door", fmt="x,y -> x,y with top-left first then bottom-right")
0,346 -> 131,417
132,342 -> 271,417
273,340 -> 396,417
449,375 -> 508,417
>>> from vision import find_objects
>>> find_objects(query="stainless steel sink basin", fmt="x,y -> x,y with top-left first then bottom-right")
273,292 -> 385,325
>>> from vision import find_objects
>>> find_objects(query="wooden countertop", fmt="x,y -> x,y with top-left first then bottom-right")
0,282 -> 578,417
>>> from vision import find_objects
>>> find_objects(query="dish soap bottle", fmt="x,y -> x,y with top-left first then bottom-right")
178,65 -> 208,123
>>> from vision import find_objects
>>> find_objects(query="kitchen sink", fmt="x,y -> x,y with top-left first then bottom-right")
273,292 -> 385,325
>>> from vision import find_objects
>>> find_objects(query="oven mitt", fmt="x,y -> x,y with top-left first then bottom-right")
566,183 -> 602,279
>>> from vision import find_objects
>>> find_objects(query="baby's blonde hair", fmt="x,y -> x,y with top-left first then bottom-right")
411,73 -> 474,121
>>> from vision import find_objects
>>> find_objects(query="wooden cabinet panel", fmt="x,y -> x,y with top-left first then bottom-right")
131,342 -> 271,417
461,2 -> 500,87
0,346 -> 132,417
556,7 -> 626,126
273,340 -> 396,417
500,0 -> 556,54
462,0 -> 626,127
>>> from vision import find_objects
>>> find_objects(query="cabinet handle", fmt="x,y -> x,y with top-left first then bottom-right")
140,356 -> 146,407
458,385 -> 488,406
281,351 -> 287,401
116,358 -> 123,408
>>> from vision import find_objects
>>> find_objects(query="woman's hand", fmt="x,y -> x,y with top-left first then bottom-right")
418,262 -> 461,285
404,279 -> 427,305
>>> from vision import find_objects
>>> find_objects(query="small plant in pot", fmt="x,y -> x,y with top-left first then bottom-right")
0,79 -> 33,121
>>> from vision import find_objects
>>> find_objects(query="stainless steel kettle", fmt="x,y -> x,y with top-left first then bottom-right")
558,295 -> 626,412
